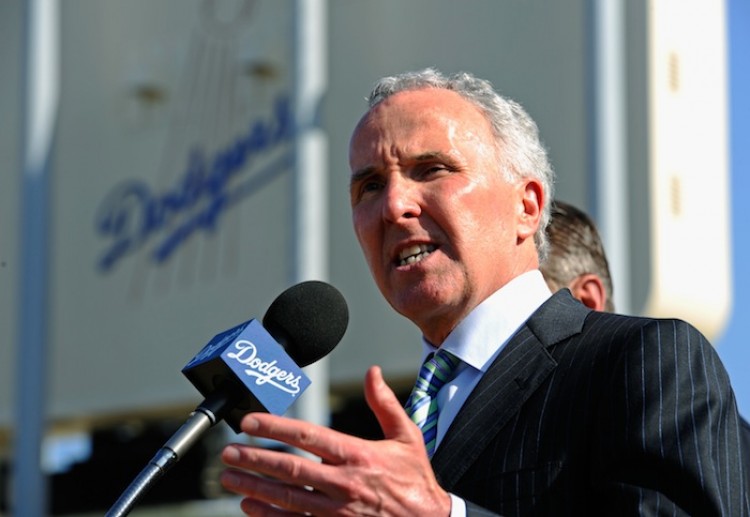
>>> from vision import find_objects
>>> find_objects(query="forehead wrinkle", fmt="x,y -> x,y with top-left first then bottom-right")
351,139 -> 404,175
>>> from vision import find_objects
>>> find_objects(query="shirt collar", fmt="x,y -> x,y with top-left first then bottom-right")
420,270 -> 552,371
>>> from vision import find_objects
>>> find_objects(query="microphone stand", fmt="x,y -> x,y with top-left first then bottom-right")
105,389 -> 234,517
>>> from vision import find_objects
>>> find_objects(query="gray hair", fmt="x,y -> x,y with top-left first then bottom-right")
366,68 -> 555,260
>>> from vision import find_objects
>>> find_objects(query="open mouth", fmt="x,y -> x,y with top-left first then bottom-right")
397,244 -> 436,266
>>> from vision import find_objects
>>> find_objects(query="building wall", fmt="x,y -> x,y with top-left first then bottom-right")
0,0 -> 740,436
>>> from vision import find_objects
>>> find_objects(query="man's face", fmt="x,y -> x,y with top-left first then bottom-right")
349,88 -> 540,344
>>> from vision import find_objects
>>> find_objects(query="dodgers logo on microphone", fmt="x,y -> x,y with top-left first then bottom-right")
226,339 -> 304,395
182,319 -> 311,420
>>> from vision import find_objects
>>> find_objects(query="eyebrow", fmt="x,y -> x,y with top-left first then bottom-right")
413,151 -> 452,162
350,166 -> 377,189
350,151 -> 454,187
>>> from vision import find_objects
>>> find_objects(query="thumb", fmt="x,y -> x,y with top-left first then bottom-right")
364,366 -> 423,443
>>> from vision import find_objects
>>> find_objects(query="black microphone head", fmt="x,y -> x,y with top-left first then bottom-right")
262,280 -> 348,367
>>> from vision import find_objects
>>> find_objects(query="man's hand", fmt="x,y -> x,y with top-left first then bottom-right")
220,365 -> 452,516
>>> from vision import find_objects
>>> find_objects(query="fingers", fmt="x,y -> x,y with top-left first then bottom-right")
221,445 -> 377,516
221,467 -> 323,516
238,498 -> 305,517
235,367 -> 420,463
219,367 -> 449,516
235,413 -> 353,465
220,400 -> 420,511
222,442 -> 335,489
364,365 -> 423,444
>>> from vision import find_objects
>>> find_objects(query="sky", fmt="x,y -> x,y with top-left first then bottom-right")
716,0 -> 750,418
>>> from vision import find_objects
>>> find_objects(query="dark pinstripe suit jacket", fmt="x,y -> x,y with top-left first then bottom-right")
431,290 -> 749,516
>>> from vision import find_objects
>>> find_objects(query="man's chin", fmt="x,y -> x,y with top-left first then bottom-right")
389,287 -> 449,320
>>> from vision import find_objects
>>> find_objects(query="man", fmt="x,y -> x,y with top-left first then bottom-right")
219,69 -> 748,516
540,199 -> 614,312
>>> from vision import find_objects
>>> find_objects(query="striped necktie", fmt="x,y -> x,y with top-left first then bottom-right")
404,349 -> 460,457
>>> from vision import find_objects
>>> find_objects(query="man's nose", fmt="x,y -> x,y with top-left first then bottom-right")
382,177 -> 421,222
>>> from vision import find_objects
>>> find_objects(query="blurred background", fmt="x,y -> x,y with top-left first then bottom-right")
1,0 -> 748,515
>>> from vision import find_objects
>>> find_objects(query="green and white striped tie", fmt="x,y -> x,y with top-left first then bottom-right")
404,349 -> 460,457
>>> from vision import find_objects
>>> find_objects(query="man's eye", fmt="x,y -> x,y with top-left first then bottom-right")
362,180 -> 383,193
352,180 -> 384,202
419,164 -> 450,177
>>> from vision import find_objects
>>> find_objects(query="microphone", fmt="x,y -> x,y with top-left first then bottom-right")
106,280 -> 349,517
183,279 -> 348,431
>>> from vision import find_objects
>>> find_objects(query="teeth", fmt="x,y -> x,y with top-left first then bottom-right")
398,244 -> 436,266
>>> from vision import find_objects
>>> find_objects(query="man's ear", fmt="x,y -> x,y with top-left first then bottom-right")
568,274 -> 608,312
517,179 -> 544,242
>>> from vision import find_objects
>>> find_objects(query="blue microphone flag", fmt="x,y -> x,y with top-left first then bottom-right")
182,319 -> 311,432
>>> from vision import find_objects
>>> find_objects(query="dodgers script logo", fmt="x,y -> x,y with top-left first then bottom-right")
94,94 -> 294,272
226,340 -> 302,395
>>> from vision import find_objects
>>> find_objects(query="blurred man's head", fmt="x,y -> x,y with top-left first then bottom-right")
540,200 -> 614,312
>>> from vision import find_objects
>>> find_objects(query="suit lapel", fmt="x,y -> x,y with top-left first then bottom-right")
431,290 -> 590,490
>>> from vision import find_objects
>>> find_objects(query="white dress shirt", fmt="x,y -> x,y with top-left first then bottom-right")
415,270 -> 552,516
